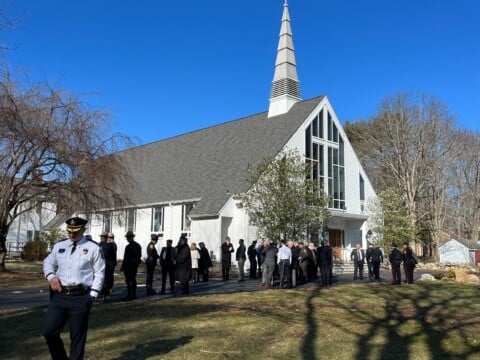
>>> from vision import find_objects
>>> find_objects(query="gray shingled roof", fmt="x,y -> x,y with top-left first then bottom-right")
117,96 -> 324,217
453,238 -> 480,250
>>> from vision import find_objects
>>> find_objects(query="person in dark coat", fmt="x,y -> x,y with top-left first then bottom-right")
145,234 -> 159,295
247,241 -> 258,279
159,239 -> 176,294
351,243 -> 365,280
198,242 -> 212,282
365,242 -> 374,281
316,240 -> 332,286
290,240 -> 300,287
298,243 -> 310,284
174,235 -> 192,295
371,244 -> 384,281
261,240 -> 278,289
98,232 -> 117,301
221,236 -> 234,281
389,243 -> 403,285
402,242 -> 416,284
236,239 -> 247,281
256,242 -> 264,277
120,231 -> 142,301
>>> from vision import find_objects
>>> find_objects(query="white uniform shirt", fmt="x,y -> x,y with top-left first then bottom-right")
43,236 -> 105,297
277,245 -> 292,263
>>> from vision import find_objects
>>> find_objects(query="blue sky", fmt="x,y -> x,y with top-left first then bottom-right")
3,0 -> 479,145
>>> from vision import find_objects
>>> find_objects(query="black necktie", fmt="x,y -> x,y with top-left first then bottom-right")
71,243 -> 77,254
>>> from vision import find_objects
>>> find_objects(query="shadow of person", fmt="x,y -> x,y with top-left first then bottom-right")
113,336 -> 193,359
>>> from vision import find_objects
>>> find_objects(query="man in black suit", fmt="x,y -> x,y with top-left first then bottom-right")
389,243 -> 403,285
365,242 -> 374,281
316,240 -> 332,286
159,239 -> 176,294
350,243 -> 365,280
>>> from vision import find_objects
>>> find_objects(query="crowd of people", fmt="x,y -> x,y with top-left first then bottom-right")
98,231 -> 419,300
235,237 -> 418,289
42,217 -> 418,360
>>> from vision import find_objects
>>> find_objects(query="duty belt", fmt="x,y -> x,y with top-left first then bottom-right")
61,285 -> 90,296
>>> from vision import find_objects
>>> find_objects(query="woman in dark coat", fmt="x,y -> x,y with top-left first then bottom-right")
402,242 -> 416,284
174,235 -> 192,295
221,236 -> 234,281
198,242 -> 213,282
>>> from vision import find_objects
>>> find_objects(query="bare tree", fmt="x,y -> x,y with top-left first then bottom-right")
0,72 -> 134,271
347,92 -> 457,250
448,131 -> 480,240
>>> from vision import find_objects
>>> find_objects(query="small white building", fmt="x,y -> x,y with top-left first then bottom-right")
6,202 -> 57,252
50,2 -> 378,264
439,239 -> 480,266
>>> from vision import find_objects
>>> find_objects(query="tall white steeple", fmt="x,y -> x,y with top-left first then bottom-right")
268,0 -> 302,118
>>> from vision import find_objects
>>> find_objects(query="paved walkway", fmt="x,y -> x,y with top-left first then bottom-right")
0,269 -> 428,311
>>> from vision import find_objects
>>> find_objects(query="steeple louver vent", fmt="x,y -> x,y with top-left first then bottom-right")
268,1 -> 302,118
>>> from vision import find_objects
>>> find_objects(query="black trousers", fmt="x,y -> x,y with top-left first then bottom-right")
391,262 -> 402,284
198,265 -> 209,282
319,264 -> 331,286
249,258 -> 257,278
404,265 -> 414,284
278,260 -> 291,288
146,260 -> 156,292
124,266 -> 138,299
102,263 -> 115,295
43,292 -> 92,360
222,265 -> 231,280
367,261 -> 374,280
372,261 -> 381,280
354,261 -> 364,279
161,265 -> 175,292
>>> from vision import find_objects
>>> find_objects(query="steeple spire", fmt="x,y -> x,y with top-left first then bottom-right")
268,1 -> 302,118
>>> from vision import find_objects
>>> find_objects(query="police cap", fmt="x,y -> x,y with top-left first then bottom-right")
66,217 -> 88,233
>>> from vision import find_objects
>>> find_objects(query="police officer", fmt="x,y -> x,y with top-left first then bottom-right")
120,231 -> 142,301
43,216 -> 105,360
146,234 -> 159,295
159,239 -> 176,294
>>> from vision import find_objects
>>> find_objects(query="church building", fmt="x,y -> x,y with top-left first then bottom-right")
83,2 -> 377,263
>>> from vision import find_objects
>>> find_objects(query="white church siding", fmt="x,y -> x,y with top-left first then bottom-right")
6,202 -> 56,252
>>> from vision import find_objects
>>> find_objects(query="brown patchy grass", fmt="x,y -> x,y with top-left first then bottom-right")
0,262 -> 45,289
1,281 -> 480,359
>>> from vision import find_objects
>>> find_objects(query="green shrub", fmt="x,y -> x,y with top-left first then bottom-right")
23,239 -> 48,261
447,269 -> 456,279
431,271 -> 446,280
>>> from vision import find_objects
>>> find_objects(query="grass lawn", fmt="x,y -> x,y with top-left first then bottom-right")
0,262 -> 45,290
1,279 -> 480,359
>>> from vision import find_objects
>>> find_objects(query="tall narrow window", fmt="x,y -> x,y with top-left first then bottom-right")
182,203 -> 194,232
360,174 -> 365,201
319,144 -> 324,189
327,112 -> 333,141
319,110 -> 324,139
312,116 -> 318,138
305,125 -> 311,158
151,206 -> 164,232
126,209 -> 136,232
103,213 -> 112,233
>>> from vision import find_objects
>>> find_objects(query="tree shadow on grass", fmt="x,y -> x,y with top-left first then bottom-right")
300,282 -> 480,360
112,336 -> 193,360
355,284 -> 480,360
301,285 -> 322,360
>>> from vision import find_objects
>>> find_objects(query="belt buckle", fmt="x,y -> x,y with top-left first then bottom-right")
64,287 -> 71,295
